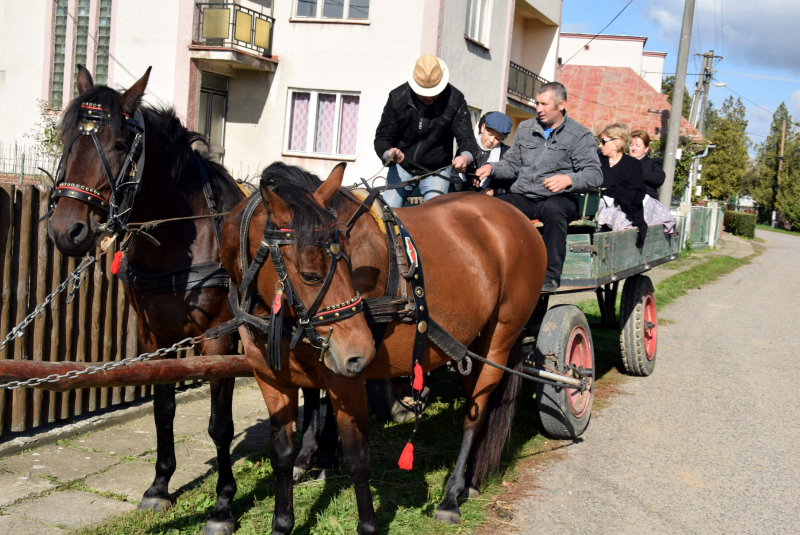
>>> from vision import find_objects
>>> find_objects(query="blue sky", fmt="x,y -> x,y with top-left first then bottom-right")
560,0 -> 800,149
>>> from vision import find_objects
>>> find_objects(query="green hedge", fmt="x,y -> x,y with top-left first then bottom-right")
724,210 -> 756,238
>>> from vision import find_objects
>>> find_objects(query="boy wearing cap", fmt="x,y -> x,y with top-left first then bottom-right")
463,112 -> 513,194
375,54 -> 479,207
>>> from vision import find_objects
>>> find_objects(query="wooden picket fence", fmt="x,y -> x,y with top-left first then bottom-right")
0,184 -> 151,436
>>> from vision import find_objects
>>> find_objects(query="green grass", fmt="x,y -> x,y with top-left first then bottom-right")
756,223 -> 800,236
75,252 -> 755,535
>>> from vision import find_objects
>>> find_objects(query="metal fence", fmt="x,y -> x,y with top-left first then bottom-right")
0,143 -> 58,184
0,184 -> 149,435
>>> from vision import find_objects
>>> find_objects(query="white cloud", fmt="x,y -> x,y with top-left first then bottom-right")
645,0 -> 800,74
791,90 -> 800,119
562,22 -> 592,34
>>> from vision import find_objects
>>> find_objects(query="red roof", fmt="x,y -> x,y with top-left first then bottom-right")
556,65 -> 702,142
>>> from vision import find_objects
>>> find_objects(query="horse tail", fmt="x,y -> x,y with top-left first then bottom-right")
470,334 -> 524,488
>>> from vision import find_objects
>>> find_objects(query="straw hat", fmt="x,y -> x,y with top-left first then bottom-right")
407,54 -> 450,97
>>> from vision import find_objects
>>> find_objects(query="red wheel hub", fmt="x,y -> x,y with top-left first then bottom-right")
643,293 -> 657,361
567,325 -> 592,418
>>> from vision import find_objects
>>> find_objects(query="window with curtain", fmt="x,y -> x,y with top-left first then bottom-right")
285,90 -> 360,157
465,0 -> 490,45
295,0 -> 369,20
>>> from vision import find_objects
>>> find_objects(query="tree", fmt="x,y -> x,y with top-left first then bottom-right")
751,103 -> 800,228
700,96 -> 750,199
662,75 -> 692,119
650,136 -> 706,198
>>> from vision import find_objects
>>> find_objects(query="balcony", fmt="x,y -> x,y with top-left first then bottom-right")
507,61 -> 547,102
190,3 -> 277,72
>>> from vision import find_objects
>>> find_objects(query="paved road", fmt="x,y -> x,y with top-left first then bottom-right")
510,229 -> 800,534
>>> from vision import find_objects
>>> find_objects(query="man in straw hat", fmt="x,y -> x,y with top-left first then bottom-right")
375,54 -> 478,207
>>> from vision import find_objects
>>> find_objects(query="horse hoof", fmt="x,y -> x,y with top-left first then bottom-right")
434,507 -> 461,525
293,465 -> 307,482
311,467 -> 339,481
138,496 -> 172,512
459,486 -> 480,499
204,519 -> 236,535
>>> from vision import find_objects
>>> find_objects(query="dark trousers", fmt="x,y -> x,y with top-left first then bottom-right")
500,193 -> 578,282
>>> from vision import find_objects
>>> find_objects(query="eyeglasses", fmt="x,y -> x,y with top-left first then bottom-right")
599,138 -> 617,146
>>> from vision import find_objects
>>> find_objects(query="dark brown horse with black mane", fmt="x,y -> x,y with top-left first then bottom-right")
221,162 -> 546,534
47,66 -> 244,534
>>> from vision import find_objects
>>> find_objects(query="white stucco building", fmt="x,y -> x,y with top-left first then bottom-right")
558,33 -> 666,92
0,0 -> 562,184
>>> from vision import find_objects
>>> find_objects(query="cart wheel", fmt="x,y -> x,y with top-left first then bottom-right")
366,377 -> 431,423
619,274 -> 657,376
534,305 -> 595,439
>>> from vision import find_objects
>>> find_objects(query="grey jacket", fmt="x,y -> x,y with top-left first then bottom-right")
492,113 -> 602,198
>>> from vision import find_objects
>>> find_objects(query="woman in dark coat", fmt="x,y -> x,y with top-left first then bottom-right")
595,123 -> 648,244
630,130 -> 665,198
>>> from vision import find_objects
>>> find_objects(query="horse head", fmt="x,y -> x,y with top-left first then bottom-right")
48,65 -> 150,256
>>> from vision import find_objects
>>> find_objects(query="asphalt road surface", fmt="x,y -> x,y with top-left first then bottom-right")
509,230 -> 800,534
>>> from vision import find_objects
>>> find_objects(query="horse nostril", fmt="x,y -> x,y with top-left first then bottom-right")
69,222 -> 87,244
345,356 -> 364,374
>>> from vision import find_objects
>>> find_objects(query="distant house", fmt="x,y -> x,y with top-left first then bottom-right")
0,0 -> 563,184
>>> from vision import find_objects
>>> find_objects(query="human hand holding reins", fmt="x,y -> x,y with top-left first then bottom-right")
388,148 -> 404,164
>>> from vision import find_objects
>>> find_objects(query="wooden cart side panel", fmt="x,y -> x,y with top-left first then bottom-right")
562,235 -> 593,281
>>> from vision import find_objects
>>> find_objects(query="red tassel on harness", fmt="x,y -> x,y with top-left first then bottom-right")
272,291 -> 283,314
412,363 -> 423,392
110,251 -> 123,275
398,442 -> 414,470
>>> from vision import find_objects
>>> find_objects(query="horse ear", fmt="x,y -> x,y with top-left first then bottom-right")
260,182 -> 293,228
118,67 -> 152,114
313,163 -> 346,208
76,65 -> 94,95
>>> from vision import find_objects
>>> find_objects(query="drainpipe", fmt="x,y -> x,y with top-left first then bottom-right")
685,144 -> 715,204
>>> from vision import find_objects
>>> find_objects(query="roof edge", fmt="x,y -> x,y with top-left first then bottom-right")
560,32 -> 648,44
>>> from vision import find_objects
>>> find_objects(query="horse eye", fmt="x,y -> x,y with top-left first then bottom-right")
114,142 -> 127,151
301,272 -> 322,283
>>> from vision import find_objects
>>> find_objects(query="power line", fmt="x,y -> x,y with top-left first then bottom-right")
724,86 -> 774,116
558,0 -> 635,70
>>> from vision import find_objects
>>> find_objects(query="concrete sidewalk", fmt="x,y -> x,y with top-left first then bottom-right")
0,232 -> 757,533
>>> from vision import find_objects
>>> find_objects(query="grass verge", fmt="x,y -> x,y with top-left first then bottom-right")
76,253 -> 753,535
756,223 -> 800,236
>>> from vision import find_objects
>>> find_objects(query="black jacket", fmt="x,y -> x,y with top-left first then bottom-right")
639,155 -> 666,198
463,142 -> 510,192
374,83 -> 478,174
599,152 -> 648,245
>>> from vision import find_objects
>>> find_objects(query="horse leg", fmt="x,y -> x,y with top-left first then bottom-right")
138,382 -> 177,511
203,376 -> 237,535
293,387 -> 321,481
314,393 -> 340,479
327,380 -> 378,535
254,375 -> 298,535
436,322 -> 521,524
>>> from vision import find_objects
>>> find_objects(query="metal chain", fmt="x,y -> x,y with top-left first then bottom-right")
0,256 -> 96,354
0,334 -> 213,390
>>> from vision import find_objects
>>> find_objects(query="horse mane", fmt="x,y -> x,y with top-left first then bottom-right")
260,162 -> 352,250
61,85 -> 237,191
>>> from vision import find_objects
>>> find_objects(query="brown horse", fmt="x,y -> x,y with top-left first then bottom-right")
221,162 -> 546,534
46,67 -> 244,534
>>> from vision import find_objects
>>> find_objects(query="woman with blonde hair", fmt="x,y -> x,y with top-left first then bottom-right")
596,124 -> 676,240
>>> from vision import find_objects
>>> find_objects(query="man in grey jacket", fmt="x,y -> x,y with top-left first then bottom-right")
475,82 -> 602,292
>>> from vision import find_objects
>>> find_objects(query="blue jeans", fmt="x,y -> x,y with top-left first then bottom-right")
381,164 -> 452,208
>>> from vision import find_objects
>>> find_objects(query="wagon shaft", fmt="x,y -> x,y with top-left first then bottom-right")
0,355 -> 253,391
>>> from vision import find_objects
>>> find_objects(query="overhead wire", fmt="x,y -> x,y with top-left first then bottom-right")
558,0 -> 635,70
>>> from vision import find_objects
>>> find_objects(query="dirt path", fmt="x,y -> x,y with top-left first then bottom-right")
507,229 -> 800,534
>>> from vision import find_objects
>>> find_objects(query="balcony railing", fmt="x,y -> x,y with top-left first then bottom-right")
507,61 -> 548,101
195,3 -> 274,57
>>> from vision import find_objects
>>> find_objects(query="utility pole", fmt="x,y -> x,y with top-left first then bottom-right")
778,119 -> 786,187
689,52 -> 711,127
687,51 -> 717,201
660,0 -> 696,206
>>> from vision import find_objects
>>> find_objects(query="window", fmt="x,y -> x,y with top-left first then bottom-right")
51,0 -> 68,109
465,0 -> 490,45
468,106 -> 482,131
285,90 -> 360,157
73,0 -> 90,98
95,0 -> 113,85
295,0 -> 369,20
198,72 -> 229,164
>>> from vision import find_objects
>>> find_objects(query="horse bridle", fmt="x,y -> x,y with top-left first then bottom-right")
44,103 -> 146,235
232,212 -> 364,367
